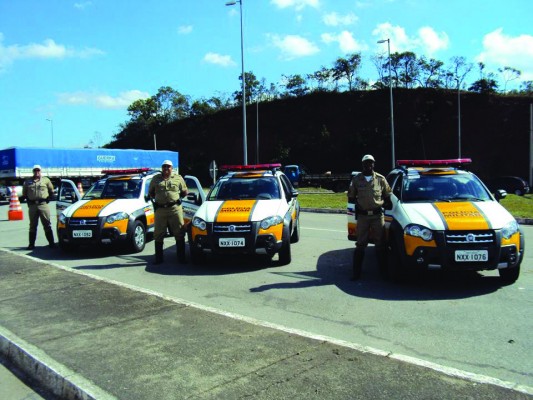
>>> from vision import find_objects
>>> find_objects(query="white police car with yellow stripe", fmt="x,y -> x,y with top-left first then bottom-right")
189,164 -> 300,265
56,168 -> 204,253
347,159 -> 524,283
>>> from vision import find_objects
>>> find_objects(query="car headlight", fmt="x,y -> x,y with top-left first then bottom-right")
192,216 -> 207,231
58,213 -> 67,224
501,220 -> 519,240
405,224 -> 433,241
106,212 -> 129,224
260,215 -> 283,230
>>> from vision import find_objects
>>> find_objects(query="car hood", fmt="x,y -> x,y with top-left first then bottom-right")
62,198 -> 147,218
396,200 -> 516,231
195,199 -> 289,223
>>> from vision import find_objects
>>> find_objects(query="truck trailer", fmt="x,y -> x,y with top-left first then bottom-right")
0,147 -> 179,199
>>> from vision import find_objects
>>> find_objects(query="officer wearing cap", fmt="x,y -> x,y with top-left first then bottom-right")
22,165 -> 56,249
347,154 -> 392,280
148,160 -> 189,265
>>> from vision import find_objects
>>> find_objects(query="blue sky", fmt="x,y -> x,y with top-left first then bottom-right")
1,0 -> 532,149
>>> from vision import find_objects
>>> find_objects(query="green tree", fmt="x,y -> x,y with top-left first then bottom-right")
282,74 -> 309,97
416,57 -> 444,88
332,53 -> 362,91
233,71 -> 261,105
498,66 -> 521,93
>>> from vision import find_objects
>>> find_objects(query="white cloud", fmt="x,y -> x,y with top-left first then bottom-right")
74,1 -> 93,10
323,12 -> 358,27
321,31 -> 367,53
418,27 -> 449,55
0,34 -> 104,71
178,25 -> 193,35
270,0 -> 320,11
58,90 -> 150,109
268,34 -> 320,60
476,28 -> 533,80
372,23 -> 448,56
203,52 -> 236,67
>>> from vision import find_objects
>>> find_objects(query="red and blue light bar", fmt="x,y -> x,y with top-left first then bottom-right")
101,168 -> 152,175
396,159 -> 472,167
220,163 -> 281,171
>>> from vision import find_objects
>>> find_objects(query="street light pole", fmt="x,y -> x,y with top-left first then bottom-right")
378,38 -> 395,169
226,0 -> 247,165
458,82 -> 462,158
46,118 -> 54,148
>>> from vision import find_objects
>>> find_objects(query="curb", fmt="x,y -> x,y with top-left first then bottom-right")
0,326 -> 116,400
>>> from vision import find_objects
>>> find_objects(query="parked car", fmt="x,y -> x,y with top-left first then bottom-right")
486,176 -> 530,196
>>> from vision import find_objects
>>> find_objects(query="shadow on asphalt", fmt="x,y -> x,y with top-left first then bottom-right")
249,247 -> 505,301
9,244 -> 506,299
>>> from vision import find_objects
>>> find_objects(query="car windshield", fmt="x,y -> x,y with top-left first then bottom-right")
208,176 -> 281,200
401,174 -> 492,202
101,179 -> 142,199
82,180 -> 106,199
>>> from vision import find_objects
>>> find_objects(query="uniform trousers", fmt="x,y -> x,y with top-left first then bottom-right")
28,203 -> 53,234
355,213 -> 385,249
154,205 -> 185,242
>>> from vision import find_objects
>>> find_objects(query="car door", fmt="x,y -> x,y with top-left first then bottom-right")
56,179 -> 82,216
183,175 -> 205,224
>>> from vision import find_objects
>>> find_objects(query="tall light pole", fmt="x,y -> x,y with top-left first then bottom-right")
378,39 -> 395,168
46,118 -> 54,148
457,81 -> 462,158
226,0 -> 247,165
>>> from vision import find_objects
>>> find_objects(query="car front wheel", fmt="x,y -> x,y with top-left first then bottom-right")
499,265 -> 520,284
130,220 -> 146,253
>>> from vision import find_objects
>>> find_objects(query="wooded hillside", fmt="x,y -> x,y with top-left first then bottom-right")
108,89 -> 532,184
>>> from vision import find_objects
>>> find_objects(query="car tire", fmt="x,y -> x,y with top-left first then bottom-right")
290,217 -> 300,243
278,227 -> 291,265
499,265 -> 520,284
387,240 -> 403,282
188,230 -> 205,265
130,220 -> 146,253
514,189 -> 523,196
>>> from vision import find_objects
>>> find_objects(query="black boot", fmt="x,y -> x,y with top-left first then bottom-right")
352,248 -> 365,281
45,230 -> 56,248
27,231 -> 37,250
154,242 -> 164,265
176,239 -> 187,264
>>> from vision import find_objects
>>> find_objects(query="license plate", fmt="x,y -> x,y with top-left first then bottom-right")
73,230 -> 92,238
455,250 -> 488,262
219,238 -> 245,247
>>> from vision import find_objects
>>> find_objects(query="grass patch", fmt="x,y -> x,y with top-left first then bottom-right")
298,192 -> 533,219
500,193 -> 533,219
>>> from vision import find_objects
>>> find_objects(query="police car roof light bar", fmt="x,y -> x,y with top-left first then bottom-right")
220,163 -> 282,171
101,168 -> 152,175
396,159 -> 472,168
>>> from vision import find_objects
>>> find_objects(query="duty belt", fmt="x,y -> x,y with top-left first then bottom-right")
358,207 -> 383,216
28,199 -> 47,205
157,199 -> 181,208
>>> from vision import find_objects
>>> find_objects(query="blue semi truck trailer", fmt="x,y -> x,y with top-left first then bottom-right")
0,147 -> 179,200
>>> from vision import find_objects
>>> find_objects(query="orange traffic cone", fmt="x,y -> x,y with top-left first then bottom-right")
8,186 -> 24,221
77,181 -> 84,197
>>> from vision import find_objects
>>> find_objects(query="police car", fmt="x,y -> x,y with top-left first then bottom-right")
56,168 -> 205,253
189,164 -> 300,265
347,159 -> 524,283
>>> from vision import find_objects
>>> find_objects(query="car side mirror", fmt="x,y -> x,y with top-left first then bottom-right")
186,192 -> 200,205
494,189 -> 507,202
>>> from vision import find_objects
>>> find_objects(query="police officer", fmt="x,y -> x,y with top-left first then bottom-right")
22,165 -> 55,249
148,160 -> 189,264
347,155 -> 392,280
